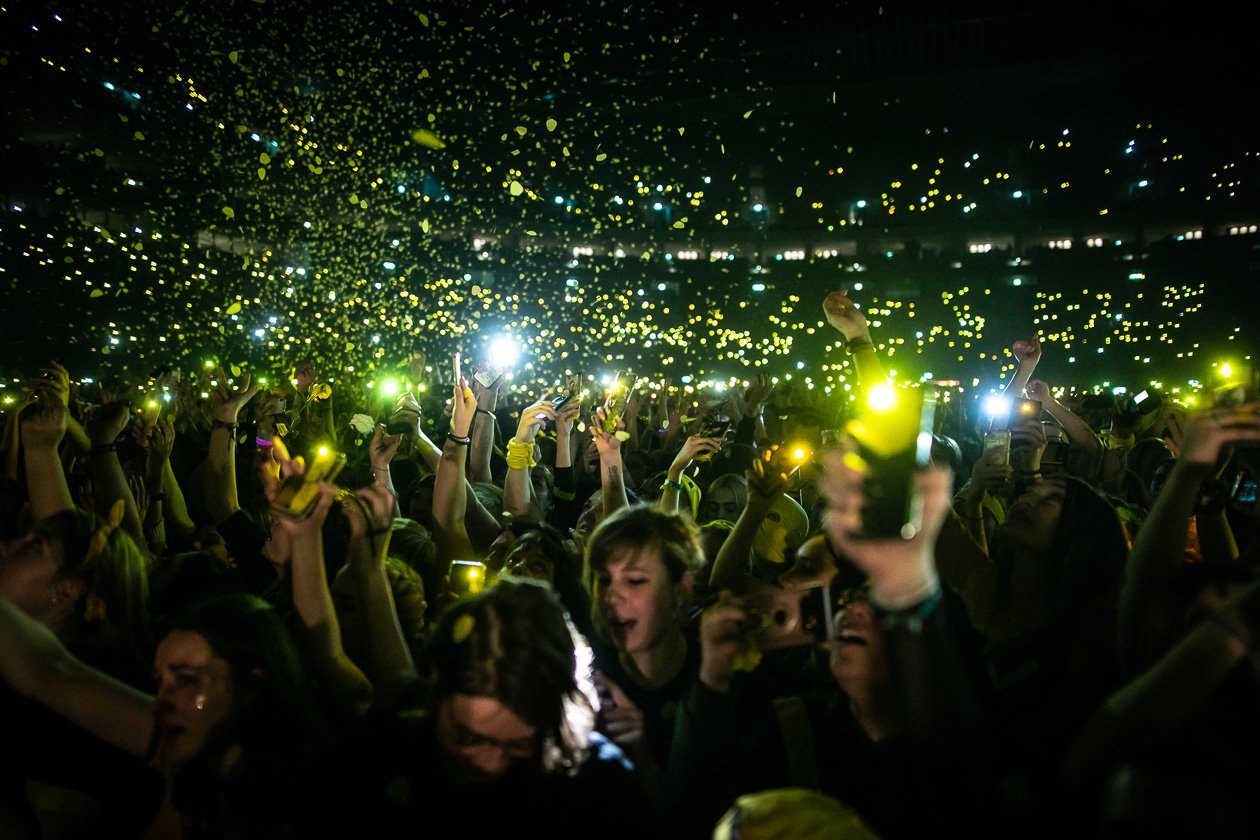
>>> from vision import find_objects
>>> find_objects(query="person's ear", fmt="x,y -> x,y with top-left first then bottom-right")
675,570 -> 694,608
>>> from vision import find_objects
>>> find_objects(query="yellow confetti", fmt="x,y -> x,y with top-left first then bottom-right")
743,109 -> 753,118
546,118 -> 557,132
509,180 -> 524,196
222,206 -> 234,219
228,51 -> 239,64
410,128 -> 446,149
133,131 -> 145,141
225,302 -> 242,315
595,153 -> 606,161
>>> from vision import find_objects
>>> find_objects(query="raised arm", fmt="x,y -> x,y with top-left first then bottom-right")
823,290 -> 886,388
660,436 -> 721,515
260,441 -> 373,714
503,396 -> 557,522
20,400 -> 75,520
340,484 -> 418,708
199,368 -> 259,526
1002,333 -> 1041,399
709,468 -> 785,594
368,425 -> 404,519
1118,404 -> 1260,671
433,354 -> 479,562
83,402 -> 145,547
0,595 -> 155,758
591,405 -> 630,518
1025,379 -> 1103,480
468,368 -> 505,485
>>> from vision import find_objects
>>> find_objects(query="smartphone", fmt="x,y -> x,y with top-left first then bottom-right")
271,447 -> 347,517
693,419 -> 733,462
750,442 -> 811,489
550,393 -> 574,411
844,386 -> 937,540
1129,389 -> 1163,416
566,374 -> 583,395
142,397 -> 163,427
602,377 -> 632,432
748,582 -> 840,650
448,559 -> 487,598
981,429 -> 1012,466
1080,393 -> 1113,410
1041,439 -> 1071,467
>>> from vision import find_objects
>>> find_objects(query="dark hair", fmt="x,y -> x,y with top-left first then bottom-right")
166,594 -> 327,828
1041,477 -> 1130,616
584,504 -> 704,585
422,579 -> 595,774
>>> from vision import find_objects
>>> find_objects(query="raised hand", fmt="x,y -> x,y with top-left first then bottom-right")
594,671 -> 646,753
20,400 -> 67,451
370,424 -> 403,470
515,398 -> 557,443
1011,333 -> 1042,369
590,405 -> 624,457
821,450 -> 953,609
84,401 -> 130,448
450,353 -> 477,438
822,289 -> 871,341
669,435 -> 722,476
698,589 -> 753,693
1177,402 -> 1260,468
211,366 -> 258,423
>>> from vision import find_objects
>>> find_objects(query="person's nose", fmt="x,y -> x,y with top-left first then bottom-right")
473,747 -> 512,777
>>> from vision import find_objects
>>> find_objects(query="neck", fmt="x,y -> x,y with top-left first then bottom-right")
847,694 -> 894,742
622,632 -> 687,690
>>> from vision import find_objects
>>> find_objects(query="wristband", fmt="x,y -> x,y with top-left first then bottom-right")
662,477 -> 683,492
446,432 -> 472,446
88,442 -> 119,456
211,419 -> 238,432
476,408 -> 495,417
844,336 -> 874,354
149,493 -> 167,503
506,438 -> 537,470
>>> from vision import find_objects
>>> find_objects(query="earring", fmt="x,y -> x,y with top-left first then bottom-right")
195,695 -> 206,711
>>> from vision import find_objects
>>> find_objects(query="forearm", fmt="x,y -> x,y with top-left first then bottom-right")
289,535 -> 373,711
600,453 -> 629,518
1196,509 -> 1239,565
503,464 -> 532,520
347,555 -> 418,707
1002,361 -> 1037,397
202,426 -> 240,525
63,416 -> 93,454
1119,461 -> 1214,665
709,502 -> 769,593
23,448 -> 76,520
469,410 -> 495,484
0,597 -> 155,758
434,444 -> 476,560
87,453 -> 144,546
160,460 -> 196,539
412,429 -> 442,473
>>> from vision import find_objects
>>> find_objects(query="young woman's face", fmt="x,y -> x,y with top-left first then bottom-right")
435,693 -> 538,782
504,540 -> 555,585
152,630 -> 235,767
593,546 -> 689,655
700,486 -> 742,524
1000,477 -> 1068,557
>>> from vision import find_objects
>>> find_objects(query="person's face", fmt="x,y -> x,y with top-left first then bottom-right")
152,630 -> 236,768
778,533 -> 838,590
700,486 -> 741,523
593,547 -> 690,655
0,526 -> 69,619
1001,477 -> 1067,557
504,541 -> 555,585
575,490 -> 603,539
435,694 -> 538,782
829,600 -> 883,694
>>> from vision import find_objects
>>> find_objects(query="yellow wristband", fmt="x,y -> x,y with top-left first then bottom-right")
506,438 -> 537,470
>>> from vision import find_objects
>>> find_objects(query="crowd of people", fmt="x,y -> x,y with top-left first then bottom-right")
0,287 -> 1258,839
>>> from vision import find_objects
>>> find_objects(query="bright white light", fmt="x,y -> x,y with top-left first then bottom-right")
983,394 -> 1012,418
488,335 -> 520,369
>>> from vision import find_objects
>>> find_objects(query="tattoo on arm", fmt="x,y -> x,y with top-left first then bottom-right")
607,465 -> 621,483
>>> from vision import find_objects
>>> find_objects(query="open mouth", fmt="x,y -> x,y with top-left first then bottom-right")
608,616 -> 637,637
836,629 -> 868,647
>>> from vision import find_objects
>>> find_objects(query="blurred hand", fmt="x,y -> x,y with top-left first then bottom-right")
341,483 -> 396,563
822,451 -> 953,609
698,590 -> 751,693
555,396 -> 581,437
745,373 -> 773,413
594,672 -> 646,753
293,362 -> 318,397
258,437 -> 335,537
1024,378 -> 1056,407
1178,402 -> 1260,468
129,474 -> 149,523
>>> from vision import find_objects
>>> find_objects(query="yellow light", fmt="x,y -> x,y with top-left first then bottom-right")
317,445 -> 329,458
866,383 -> 897,412
380,379 -> 400,397
1220,362 -> 1233,378
792,447 -> 807,462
